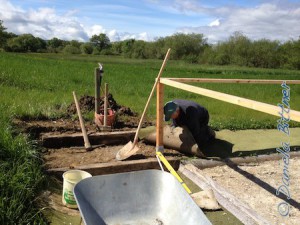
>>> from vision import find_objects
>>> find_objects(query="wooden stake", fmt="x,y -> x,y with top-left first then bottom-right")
160,78 -> 300,122
104,83 -> 108,126
156,82 -> 164,151
73,91 -> 92,150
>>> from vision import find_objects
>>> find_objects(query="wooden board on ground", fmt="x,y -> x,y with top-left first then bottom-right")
182,151 -> 300,169
193,158 -> 300,225
179,164 -> 272,225
42,130 -> 136,148
47,157 -> 180,178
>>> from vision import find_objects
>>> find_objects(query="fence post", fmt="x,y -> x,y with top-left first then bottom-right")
156,81 -> 164,151
95,68 -> 101,114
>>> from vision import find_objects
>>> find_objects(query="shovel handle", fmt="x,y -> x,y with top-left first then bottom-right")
156,151 -> 192,194
133,48 -> 171,143
73,91 -> 92,150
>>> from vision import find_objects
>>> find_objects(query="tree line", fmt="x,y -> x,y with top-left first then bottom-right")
1,20 -> 299,69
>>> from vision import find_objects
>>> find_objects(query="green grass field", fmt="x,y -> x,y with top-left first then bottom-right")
0,52 -> 300,224
1,52 -> 300,128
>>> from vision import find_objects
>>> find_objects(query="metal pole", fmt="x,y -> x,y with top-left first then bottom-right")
95,68 -> 100,114
95,64 -> 104,114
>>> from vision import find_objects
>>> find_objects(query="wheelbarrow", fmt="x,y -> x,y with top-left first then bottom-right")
74,170 -> 212,225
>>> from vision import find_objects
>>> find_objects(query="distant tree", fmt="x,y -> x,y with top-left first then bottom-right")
47,37 -> 66,52
227,32 -> 252,66
163,33 -> 207,62
209,32 -> 251,66
70,40 -> 81,48
90,33 -> 110,51
63,44 -> 81,54
0,20 -> 5,33
111,41 -> 123,55
5,34 -> 46,52
80,42 -> 93,54
121,39 -> 135,57
248,39 -> 280,68
280,39 -> 300,70
35,37 -> 47,52
0,20 -> 17,49
151,37 -> 166,59
130,40 -> 147,59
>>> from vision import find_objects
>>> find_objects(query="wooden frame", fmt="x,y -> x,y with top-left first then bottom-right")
156,78 -> 300,148
166,78 -> 300,84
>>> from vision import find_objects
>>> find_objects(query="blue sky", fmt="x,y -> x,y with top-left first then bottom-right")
1,0 -> 300,42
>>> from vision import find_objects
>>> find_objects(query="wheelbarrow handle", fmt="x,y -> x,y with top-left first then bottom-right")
156,151 -> 192,194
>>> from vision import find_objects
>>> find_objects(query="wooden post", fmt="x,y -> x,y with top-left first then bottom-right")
156,81 -> 164,152
104,83 -> 108,126
95,68 -> 101,114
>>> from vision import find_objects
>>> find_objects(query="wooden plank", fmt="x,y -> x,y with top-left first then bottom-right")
179,164 -> 272,225
42,130 -> 136,148
47,157 -> 180,177
182,151 -> 300,169
160,78 -> 300,122
156,82 -> 164,150
166,78 -> 300,84
104,83 -> 108,126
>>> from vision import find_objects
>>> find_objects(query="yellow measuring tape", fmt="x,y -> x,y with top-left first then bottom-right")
156,151 -> 192,194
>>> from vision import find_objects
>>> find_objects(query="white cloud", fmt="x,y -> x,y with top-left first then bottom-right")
0,0 -> 151,42
87,25 -> 106,37
208,19 -> 220,27
0,0 -> 89,41
107,29 -> 120,42
110,31 -> 151,42
174,2 -> 300,43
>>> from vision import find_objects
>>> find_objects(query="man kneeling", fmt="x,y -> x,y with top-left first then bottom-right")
164,99 -> 215,150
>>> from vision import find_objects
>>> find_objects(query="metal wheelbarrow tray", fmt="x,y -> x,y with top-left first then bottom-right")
74,170 -> 212,225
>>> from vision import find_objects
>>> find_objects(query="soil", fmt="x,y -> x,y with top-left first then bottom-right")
200,157 -> 300,225
67,94 -> 137,117
13,116 -> 152,138
43,143 -> 182,169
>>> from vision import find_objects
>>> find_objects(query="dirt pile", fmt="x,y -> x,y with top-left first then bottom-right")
67,94 -> 137,116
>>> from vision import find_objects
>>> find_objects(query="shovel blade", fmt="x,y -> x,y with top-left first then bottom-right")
116,141 -> 140,161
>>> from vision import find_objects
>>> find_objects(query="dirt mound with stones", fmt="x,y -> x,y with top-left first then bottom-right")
67,94 -> 137,117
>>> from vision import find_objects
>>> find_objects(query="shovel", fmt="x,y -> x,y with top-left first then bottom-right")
116,48 -> 171,160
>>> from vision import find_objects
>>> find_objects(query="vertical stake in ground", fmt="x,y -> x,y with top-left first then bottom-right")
95,67 -> 101,114
156,82 -> 164,152
104,83 -> 108,126
73,91 -> 92,151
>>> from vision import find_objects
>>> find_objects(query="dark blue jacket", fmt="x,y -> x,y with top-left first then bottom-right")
172,99 -> 209,146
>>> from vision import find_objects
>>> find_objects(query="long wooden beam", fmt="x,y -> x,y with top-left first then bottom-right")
159,78 -> 300,122
42,131 -> 136,148
181,151 -> 300,169
179,164 -> 272,225
166,78 -> 300,84
47,157 -> 180,177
